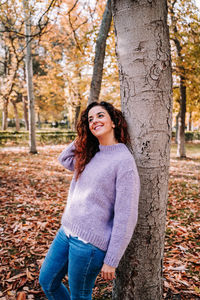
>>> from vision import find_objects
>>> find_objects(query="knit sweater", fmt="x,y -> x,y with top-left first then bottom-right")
58,141 -> 140,268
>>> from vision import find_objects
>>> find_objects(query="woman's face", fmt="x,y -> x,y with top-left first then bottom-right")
88,106 -> 115,140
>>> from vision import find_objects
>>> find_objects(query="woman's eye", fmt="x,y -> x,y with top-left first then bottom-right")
98,114 -> 103,118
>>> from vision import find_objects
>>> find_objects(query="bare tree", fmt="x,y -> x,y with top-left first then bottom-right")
88,0 -> 112,105
23,0 -> 37,153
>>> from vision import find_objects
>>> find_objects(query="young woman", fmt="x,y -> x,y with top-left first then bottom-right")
39,101 -> 140,300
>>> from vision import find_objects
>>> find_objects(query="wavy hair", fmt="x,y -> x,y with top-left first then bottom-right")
74,101 -> 131,180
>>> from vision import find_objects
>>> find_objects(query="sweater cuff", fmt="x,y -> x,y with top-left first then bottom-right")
103,254 -> 119,268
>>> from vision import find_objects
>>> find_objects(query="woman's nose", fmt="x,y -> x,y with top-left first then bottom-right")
91,117 -> 98,124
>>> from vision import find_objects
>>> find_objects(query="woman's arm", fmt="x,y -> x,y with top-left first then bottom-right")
103,160 -> 140,269
58,140 -> 76,171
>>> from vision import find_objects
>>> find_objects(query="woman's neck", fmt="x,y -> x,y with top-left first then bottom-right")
98,135 -> 118,146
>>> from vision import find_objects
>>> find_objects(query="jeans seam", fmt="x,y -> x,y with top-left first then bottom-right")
82,249 -> 95,296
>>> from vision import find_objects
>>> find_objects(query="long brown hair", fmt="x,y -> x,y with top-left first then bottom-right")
74,101 -> 131,180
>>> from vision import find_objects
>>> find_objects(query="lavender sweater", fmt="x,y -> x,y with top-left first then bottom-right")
58,141 -> 140,268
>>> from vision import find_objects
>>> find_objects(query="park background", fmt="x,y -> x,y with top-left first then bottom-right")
0,0 -> 200,299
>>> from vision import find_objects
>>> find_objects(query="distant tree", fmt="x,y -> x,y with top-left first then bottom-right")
88,0 -> 112,105
23,0 -> 37,153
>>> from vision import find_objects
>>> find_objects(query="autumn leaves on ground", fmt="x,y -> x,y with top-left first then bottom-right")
0,143 -> 199,300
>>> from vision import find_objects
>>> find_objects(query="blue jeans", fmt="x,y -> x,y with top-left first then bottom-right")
39,226 -> 106,300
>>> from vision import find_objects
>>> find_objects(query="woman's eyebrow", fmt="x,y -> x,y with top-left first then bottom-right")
88,112 -> 105,119
97,111 -> 105,115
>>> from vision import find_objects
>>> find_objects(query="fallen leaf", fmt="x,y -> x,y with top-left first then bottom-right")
16,292 -> 26,300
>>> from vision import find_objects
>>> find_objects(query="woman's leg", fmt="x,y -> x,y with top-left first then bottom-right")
68,237 -> 106,300
39,227 -> 70,300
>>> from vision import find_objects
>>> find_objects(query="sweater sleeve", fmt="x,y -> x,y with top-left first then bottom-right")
58,141 -> 76,171
103,161 -> 140,268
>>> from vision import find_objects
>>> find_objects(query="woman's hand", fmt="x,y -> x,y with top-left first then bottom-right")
101,263 -> 116,280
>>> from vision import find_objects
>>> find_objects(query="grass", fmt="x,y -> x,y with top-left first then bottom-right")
170,142 -> 200,159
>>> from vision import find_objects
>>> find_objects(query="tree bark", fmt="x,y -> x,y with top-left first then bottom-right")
112,1 -> 172,299
87,0 -> 112,105
23,0 -> 37,153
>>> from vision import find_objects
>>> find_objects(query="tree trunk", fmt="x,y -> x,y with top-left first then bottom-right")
188,111 -> 192,131
87,0 -> 112,105
175,112 -> 180,144
12,101 -> 20,131
2,100 -> 8,130
23,0 -> 37,153
23,95 -> 29,130
177,75 -> 186,157
112,1 -> 172,299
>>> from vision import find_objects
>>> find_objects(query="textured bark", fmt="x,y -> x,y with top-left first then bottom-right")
23,0 -> 37,153
112,1 -> 172,299
87,0 -> 112,105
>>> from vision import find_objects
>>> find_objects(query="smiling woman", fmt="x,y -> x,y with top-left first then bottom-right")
88,106 -> 118,146
39,101 -> 140,300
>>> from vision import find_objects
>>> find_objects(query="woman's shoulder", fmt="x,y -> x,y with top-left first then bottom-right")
116,143 -> 134,158
97,143 -> 136,169
114,143 -> 136,168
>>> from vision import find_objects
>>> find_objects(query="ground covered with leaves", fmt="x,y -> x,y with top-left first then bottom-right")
0,143 -> 199,300
163,144 -> 200,300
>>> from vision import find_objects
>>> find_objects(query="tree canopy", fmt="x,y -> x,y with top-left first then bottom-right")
0,0 -> 199,130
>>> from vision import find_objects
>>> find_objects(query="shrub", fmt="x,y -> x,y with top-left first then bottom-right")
0,130 -> 76,145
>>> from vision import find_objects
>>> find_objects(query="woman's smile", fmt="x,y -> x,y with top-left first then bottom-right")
94,124 -> 103,131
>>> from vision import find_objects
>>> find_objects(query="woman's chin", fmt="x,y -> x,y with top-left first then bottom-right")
92,130 -> 104,138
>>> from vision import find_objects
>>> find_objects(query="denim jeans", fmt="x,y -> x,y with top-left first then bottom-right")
39,226 -> 106,300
